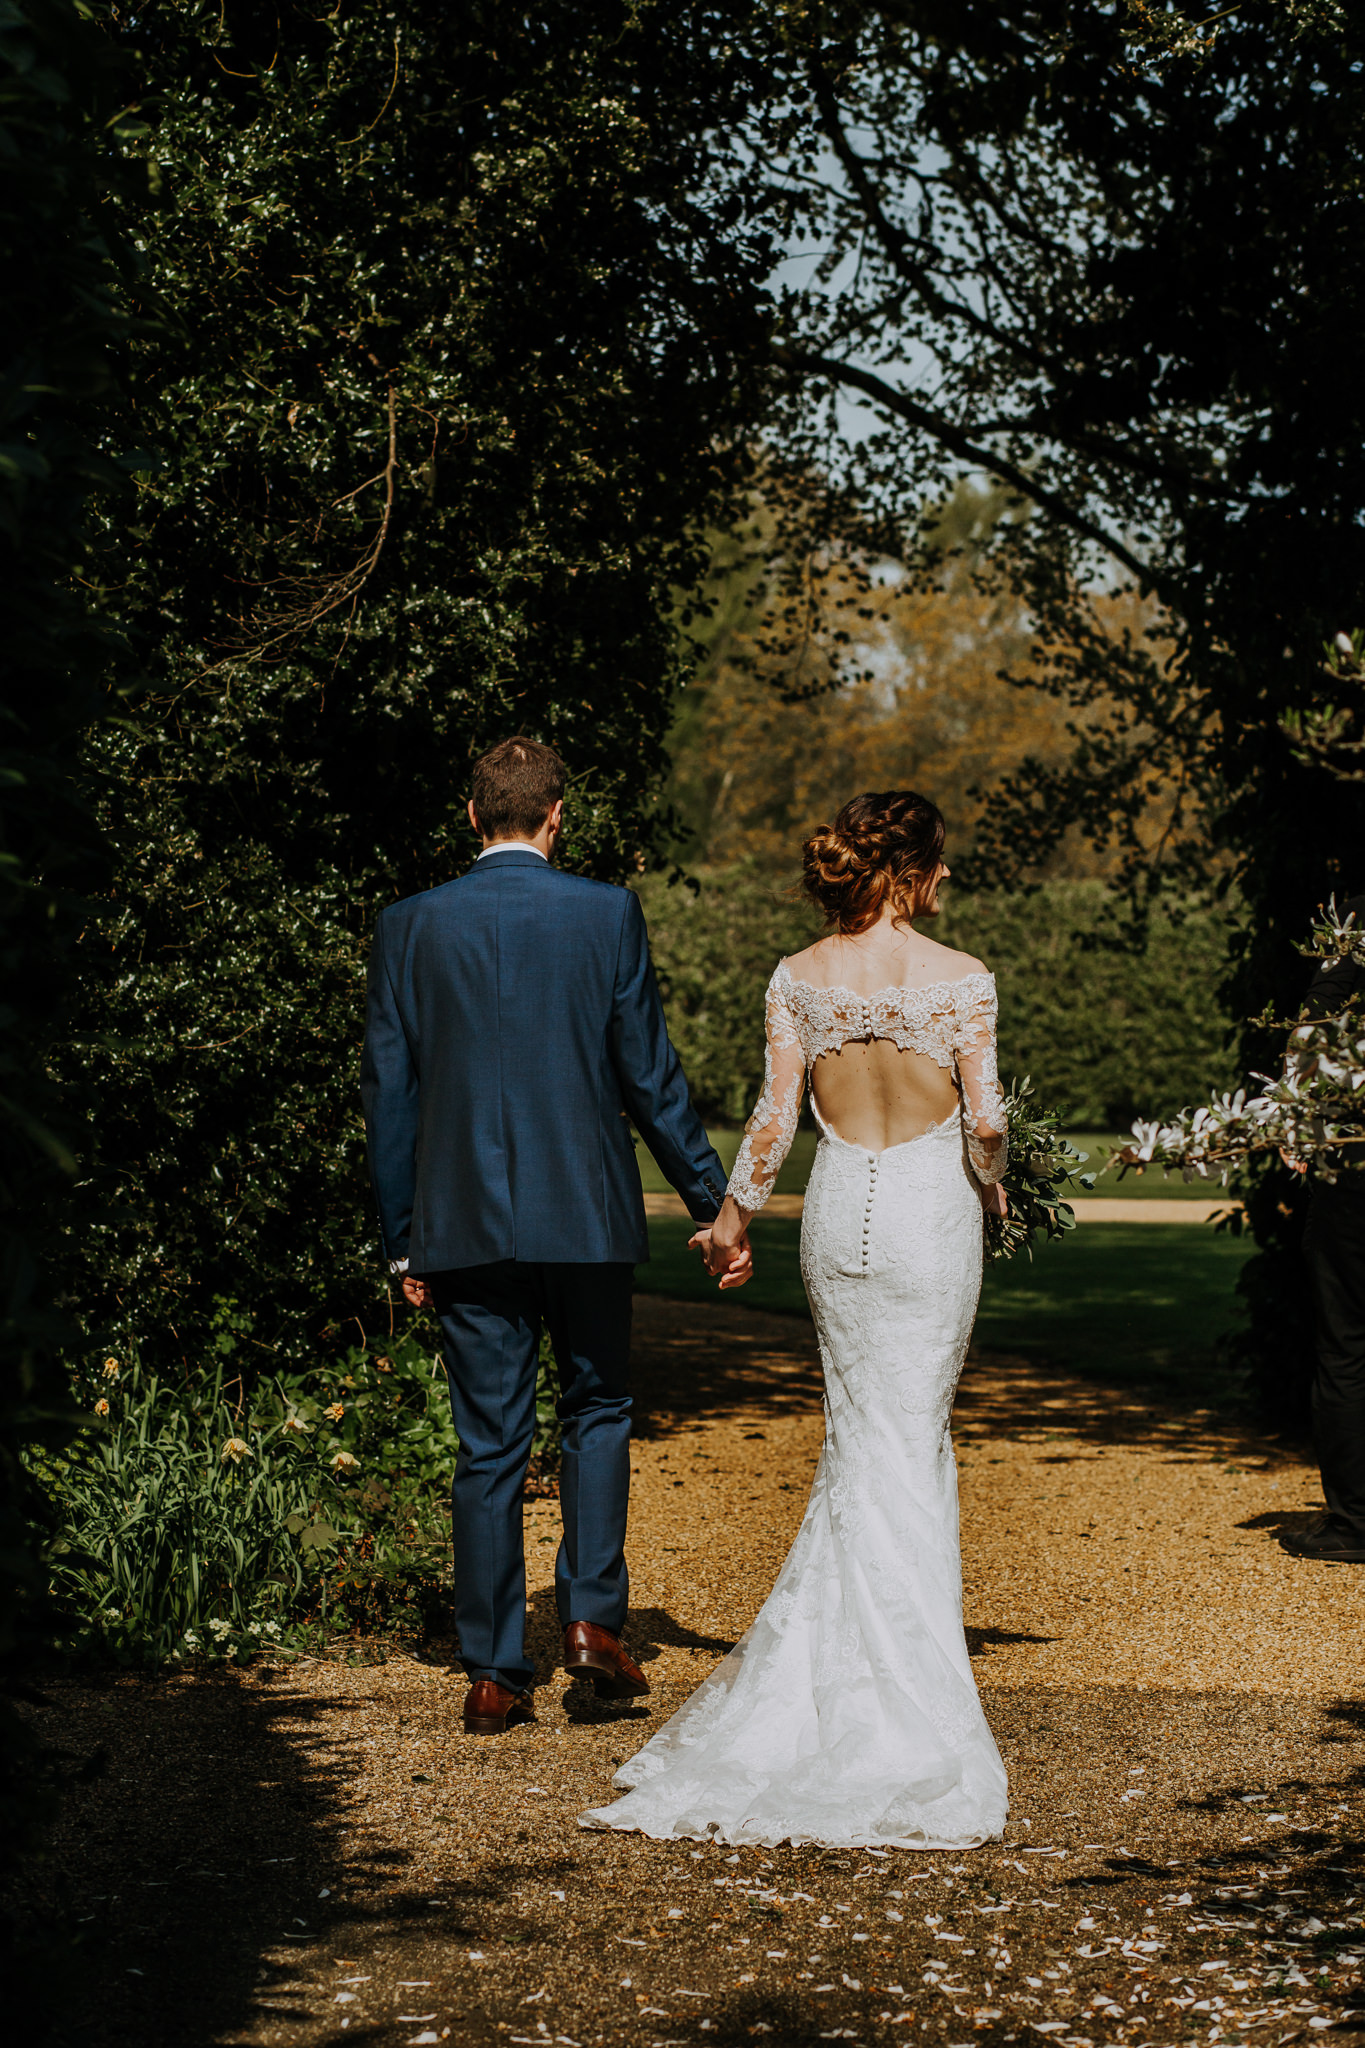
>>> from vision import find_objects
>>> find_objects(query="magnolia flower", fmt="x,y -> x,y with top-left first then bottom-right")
1336,632 -> 1355,656
220,1436 -> 250,1464
324,1401 -> 346,1422
331,1450 -> 361,1474
281,1413 -> 312,1434
94,1398 -> 110,1418
102,1358 -> 121,1380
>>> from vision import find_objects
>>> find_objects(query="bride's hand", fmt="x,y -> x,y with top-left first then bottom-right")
689,1200 -> 755,1288
979,1181 -> 1008,1218
693,1231 -> 754,1289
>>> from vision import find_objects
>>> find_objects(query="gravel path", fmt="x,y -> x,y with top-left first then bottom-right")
24,1295 -> 1365,2048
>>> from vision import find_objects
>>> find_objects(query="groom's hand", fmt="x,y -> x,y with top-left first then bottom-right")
687,1204 -> 753,1286
401,1273 -> 435,1310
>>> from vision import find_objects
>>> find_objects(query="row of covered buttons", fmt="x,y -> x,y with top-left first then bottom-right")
861,1152 -> 878,1272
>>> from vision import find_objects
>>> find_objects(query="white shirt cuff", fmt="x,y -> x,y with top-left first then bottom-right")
389,1256 -> 409,1275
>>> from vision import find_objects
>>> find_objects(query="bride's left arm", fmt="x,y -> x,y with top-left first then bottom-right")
956,978 -> 1009,1203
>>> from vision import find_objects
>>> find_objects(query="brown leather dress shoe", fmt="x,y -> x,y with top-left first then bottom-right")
563,1621 -> 651,1699
463,1678 -> 536,1735
1281,1515 -> 1365,1562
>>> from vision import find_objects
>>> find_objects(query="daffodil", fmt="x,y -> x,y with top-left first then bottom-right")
330,1450 -> 360,1474
102,1357 -> 121,1380
220,1436 -> 250,1464
282,1413 -> 312,1434
94,1398 -> 110,1418
324,1401 -> 345,1422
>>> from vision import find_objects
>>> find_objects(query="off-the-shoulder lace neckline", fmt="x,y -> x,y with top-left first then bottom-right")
776,958 -> 994,1003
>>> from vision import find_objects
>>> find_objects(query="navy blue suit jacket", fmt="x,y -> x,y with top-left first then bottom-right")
360,847 -> 728,1272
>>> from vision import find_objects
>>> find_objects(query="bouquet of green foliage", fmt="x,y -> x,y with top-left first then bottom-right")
985,1079 -> 1095,1262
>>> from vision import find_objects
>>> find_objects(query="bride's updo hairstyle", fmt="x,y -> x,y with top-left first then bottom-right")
801,790 -> 946,936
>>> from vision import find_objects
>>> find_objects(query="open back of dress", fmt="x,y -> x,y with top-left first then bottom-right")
728,961 -> 1007,1210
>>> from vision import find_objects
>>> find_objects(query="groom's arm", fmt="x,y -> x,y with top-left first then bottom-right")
607,892 -> 729,1223
359,909 -> 420,1275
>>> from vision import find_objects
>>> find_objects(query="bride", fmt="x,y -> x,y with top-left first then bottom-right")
581,789 -> 1010,1851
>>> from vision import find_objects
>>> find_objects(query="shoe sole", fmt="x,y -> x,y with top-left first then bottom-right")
563,1648 -> 650,1699
1283,1547 -> 1365,1562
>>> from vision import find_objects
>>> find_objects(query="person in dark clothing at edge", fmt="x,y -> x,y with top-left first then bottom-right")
1282,893 -> 1365,1563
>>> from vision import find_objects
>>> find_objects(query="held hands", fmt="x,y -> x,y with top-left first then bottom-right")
689,1195 -> 754,1290
978,1180 -> 1009,1218
401,1273 -> 435,1310
688,1225 -> 754,1289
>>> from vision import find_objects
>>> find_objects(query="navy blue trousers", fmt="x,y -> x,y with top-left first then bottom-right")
430,1261 -> 634,1692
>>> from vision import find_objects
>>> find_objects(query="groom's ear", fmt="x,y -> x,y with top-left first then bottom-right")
467,797 -> 482,839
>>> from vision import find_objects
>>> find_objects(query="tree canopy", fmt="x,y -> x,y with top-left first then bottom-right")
680,1 -> 1365,1405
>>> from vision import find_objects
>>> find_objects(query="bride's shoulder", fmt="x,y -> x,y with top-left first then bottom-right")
917,935 -> 993,984
777,941 -> 824,983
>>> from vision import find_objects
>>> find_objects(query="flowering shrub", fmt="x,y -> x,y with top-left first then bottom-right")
35,1334 -> 462,1664
35,1365 -> 326,1664
31,1313 -> 574,1661
1116,900 -> 1365,1186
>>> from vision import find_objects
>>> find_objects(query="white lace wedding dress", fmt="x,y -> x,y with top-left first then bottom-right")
581,961 -> 1010,1851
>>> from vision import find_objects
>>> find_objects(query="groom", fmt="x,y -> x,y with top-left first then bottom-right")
361,737 -> 747,1733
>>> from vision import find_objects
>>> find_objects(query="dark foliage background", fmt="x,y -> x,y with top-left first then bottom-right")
0,0 -> 144,2014
57,0 -> 780,1384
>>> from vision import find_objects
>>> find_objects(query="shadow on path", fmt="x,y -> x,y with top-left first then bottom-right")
20,1669 -> 370,2046
632,1288 -> 1312,1469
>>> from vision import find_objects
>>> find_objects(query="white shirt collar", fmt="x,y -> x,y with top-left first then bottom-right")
476,842 -> 547,861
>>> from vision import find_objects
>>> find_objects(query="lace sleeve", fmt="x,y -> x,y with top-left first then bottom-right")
955,977 -> 1008,1188
726,967 -> 806,1213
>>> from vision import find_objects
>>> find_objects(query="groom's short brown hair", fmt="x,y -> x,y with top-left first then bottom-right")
470,736 -> 567,840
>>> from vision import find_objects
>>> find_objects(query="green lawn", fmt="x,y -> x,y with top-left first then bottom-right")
635,1128 -> 1220,1200
636,1215 -> 1254,1401
635,1127 -> 818,1197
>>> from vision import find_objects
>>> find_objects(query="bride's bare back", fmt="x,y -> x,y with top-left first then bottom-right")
696,795 -> 1008,1284
785,924 -> 988,1153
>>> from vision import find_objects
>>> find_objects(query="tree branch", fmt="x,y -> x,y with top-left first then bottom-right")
772,343 -> 1158,589
808,60 -> 1059,383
